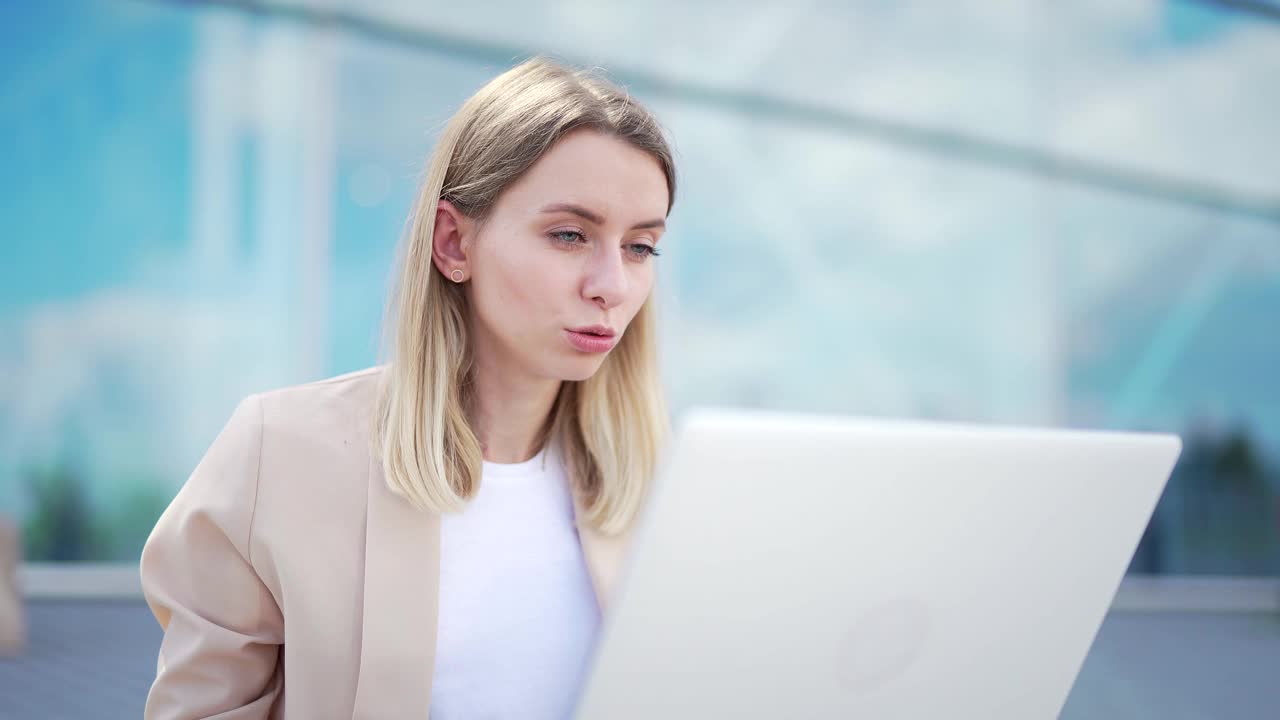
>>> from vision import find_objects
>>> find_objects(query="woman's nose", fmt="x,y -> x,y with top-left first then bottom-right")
582,244 -> 628,310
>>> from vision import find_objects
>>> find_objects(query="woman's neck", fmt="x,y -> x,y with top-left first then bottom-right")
468,362 -> 562,464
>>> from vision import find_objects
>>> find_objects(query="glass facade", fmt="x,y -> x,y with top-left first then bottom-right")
1,1 -> 1277,576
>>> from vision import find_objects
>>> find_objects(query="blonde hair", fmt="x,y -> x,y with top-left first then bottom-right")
373,57 -> 677,535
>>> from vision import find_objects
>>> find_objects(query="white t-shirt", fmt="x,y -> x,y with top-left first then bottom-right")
428,444 -> 602,719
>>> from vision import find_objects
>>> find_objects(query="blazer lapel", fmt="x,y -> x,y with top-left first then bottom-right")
352,455 -> 441,719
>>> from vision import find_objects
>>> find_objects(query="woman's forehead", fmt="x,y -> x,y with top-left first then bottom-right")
503,131 -> 670,221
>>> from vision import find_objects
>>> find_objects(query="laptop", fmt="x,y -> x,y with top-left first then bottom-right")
573,408 -> 1182,719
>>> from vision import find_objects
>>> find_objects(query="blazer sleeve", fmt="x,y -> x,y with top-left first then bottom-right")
140,394 -> 285,719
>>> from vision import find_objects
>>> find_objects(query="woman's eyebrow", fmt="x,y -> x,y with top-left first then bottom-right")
540,202 -> 665,231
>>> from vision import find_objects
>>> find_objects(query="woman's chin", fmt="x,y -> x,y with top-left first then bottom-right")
553,355 -> 609,383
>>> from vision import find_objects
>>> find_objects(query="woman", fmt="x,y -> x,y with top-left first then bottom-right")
140,56 -> 676,719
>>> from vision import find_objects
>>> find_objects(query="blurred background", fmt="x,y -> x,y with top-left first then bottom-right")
0,0 -> 1277,717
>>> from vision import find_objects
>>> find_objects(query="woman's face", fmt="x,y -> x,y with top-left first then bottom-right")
434,128 -> 670,384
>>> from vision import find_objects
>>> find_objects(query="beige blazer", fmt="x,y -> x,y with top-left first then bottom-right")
140,367 -> 633,719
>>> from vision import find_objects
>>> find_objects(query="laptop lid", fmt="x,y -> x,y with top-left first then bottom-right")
574,409 -> 1182,719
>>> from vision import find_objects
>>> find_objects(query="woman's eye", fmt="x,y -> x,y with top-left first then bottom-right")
627,243 -> 660,259
551,230 -> 587,245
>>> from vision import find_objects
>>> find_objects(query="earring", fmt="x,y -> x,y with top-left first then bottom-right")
450,269 -> 465,283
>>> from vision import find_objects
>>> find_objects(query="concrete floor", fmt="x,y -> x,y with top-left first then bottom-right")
1,601 -> 1278,718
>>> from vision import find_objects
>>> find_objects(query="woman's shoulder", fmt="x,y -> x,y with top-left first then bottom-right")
250,365 -> 386,497
255,365 -> 385,440
142,367 -> 389,643
232,366 -> 387,572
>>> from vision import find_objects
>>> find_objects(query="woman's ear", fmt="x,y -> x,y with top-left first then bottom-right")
431,199 -> 474,283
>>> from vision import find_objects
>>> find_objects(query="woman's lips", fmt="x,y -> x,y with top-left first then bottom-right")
565,329 -> 618,353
